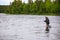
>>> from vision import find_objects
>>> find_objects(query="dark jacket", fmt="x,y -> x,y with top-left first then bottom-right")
44,17 -> 50,24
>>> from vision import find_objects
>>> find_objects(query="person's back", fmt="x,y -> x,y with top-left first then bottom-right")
44,17 -> 50,25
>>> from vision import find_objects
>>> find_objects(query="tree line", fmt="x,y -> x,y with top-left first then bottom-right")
0,0 -> 60,15
0,5 -> 9,13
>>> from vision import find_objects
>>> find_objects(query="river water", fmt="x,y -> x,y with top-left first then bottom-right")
0,14 -> 60,40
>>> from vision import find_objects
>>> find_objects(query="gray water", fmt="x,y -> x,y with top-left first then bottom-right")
0,14 -> 60,40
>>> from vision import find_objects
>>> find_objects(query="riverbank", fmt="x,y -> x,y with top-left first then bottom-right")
0,13 -> 60,16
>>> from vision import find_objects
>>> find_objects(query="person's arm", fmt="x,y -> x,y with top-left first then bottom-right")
44,19 -> 47,22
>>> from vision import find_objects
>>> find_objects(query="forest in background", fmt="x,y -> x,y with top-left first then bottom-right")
0,0 -> 60,15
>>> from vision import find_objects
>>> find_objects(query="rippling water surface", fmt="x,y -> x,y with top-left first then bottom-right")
0,14 -> 60,40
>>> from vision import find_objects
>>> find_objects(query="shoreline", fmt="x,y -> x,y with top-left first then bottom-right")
0,13 -> 60,16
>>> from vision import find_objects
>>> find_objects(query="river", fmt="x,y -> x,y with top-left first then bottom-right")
0,14 -> 60,40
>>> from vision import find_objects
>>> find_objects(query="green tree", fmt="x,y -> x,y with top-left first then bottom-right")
22,3 -> 30,14
50,2 -> 58,13
8,0 -> 22,14
45,0 -> 51,13
29,2 -> 37,14
39,1 -> 46,14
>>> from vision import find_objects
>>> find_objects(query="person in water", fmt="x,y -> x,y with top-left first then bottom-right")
44,17 -> 50,31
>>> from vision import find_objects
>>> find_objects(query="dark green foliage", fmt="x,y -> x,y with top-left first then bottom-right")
0,5 -> 9,13
0,0 -> 60,15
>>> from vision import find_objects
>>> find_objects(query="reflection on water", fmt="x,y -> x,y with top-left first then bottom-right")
0,14 -> 60,40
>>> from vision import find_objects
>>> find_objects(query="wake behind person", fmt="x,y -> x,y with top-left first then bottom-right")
44,17 -> 50,31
